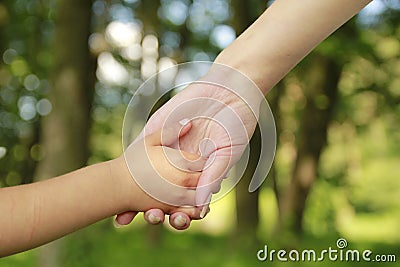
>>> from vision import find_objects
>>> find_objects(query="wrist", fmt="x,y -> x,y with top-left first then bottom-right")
108,157 -> 140,212
200,63 -> 264,117
215,35 -> 286,95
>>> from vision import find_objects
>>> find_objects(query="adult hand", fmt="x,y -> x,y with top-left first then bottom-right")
116,66 -> 263,229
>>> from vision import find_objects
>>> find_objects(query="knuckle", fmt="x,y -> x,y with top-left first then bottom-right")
181,151 -> 200,161
174,208 -> 197,219
178,173 -> 197,188
174,189 -> 189,205
185,208 -> 200,219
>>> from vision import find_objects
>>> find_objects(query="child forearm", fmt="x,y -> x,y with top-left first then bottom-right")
0,159 -> 131,257
215,0 -> 372,94
0,123 -> 202,257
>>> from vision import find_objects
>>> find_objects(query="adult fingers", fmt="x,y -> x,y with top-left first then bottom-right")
195,155 -> 231,217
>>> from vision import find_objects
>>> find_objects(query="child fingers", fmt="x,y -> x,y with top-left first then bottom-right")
144,209 -> 165,225
174,188 -> 199,207
172,204 -> 210,221
114,211 -> 137,227
174,208 -> 199,220
168,206 -> 211,230
176,171 -> 200,188
146,120 -> 192,147
169,212 -> 191,230
179,150 -> 207,172
162,147 -> 205,177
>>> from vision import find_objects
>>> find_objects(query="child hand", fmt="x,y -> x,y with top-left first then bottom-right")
113,121 -> 206,225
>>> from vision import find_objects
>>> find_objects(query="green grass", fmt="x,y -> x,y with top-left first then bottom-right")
1,219 -> 398,267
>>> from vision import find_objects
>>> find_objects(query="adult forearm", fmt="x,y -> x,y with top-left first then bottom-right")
0,159 -> 129,257
215,0 -> 372,94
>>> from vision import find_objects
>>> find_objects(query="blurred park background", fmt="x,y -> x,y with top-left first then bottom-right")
1,0 -> 400,266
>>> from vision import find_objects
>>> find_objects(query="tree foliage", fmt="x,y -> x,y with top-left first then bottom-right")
1,0 -> 400,265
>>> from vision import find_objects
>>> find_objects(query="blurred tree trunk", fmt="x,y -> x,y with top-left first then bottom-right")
137,0 -> 160,34
34,0 -> 94,266
0,2 -> 7,54
20,1 -> 44,185
231,0 -> 265,246
266,82 -> 284,219
234,125 -> 261,246
1,2 -> 42,185
231,0 -> 264,31
135,0 -> 165,247
277,54 -> 341,237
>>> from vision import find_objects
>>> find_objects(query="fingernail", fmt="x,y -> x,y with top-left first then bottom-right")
200,193 -> 212,219
113,219 -> 123,228
148,213 -> 161,224
200,206 -> 208,219
173,215 -> 187,228
179,118 -> 190,126
223,170 -> 230,179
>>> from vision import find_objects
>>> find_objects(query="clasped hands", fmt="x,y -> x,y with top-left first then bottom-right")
116,71 -> 261,230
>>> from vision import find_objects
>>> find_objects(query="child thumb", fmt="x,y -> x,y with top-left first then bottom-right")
147,119 -> 192,147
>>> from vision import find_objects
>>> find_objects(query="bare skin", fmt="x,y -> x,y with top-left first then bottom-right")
0,123 -> 203,257
122,0 -> 373,228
